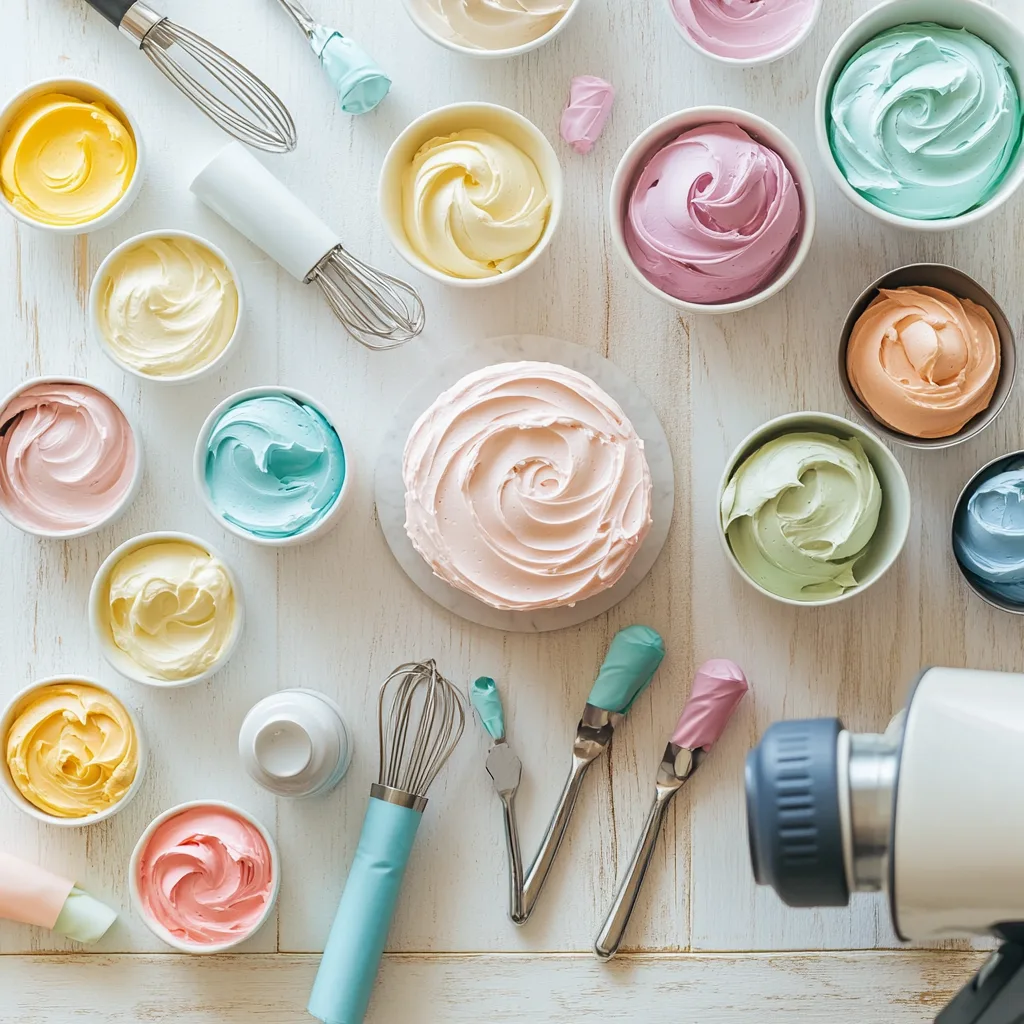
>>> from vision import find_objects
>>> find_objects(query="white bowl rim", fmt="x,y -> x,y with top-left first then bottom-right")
88,229 -> 245,385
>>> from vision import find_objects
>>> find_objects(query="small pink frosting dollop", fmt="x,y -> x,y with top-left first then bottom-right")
670,0 -> 816,62
672,659 -> 748,750
560,76 -> 614,154
624,122 -> 802,304
0,381 -> 136,532
136,806 -> 274,946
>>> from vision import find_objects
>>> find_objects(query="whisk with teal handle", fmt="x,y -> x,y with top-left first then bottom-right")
308,661 -> 465,1024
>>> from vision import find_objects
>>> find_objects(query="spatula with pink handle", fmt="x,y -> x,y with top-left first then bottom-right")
594,659 -> 748,960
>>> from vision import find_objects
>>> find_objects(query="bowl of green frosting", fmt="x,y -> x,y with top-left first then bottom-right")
816,0 -> 1024,227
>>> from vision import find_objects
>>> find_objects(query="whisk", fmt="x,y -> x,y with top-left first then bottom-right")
308,661 -> 465,1024
192,142 -> 426,350
84,0 -> 297,153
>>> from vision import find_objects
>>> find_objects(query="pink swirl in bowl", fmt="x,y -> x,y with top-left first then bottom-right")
670,0 -> 816,62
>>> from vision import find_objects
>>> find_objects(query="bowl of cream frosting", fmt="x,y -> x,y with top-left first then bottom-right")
816,0 -> 1024,229
717,412 -> 911,606
609,107 -> 815,314
0,77 -> 145,234
90,532 -> 244,688
130,800 -> 279,952
401,0 -> 581,58
90,230 -> 243,384
380,102 -> 563,288
0,676 -> 146,827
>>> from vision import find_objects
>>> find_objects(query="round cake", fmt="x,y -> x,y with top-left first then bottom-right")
402,361 -> 653,611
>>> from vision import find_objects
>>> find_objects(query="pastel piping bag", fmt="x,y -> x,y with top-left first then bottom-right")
594,660 -> 749,960
0,852 -> 117,944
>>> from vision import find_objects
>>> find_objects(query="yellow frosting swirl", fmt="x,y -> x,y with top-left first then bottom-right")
5,682 -> 138,818
402,129 -> 551,278
104,540 -> 237,681
0,92 -> 136,226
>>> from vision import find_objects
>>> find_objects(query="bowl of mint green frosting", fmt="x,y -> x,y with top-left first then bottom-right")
195,387 -> 349,547
816,0 -> 1024,228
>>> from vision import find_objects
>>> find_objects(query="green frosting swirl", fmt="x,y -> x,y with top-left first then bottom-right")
829,23 -> 1023,220
721,432 -> 882,601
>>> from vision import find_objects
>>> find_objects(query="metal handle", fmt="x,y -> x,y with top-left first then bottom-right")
499,793 -> 525,925
272,0 -> 316,38
594,790 -> 675,960
84,0 -> 136,28
936,941 -> 1024,1024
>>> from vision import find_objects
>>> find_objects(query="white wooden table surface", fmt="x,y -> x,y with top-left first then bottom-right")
2,0 -> 1019,1018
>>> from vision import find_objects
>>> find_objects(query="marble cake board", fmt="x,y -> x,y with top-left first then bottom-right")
374,335 -> 675,633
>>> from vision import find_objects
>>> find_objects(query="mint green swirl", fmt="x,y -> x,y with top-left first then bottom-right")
829,23 -> 1022,220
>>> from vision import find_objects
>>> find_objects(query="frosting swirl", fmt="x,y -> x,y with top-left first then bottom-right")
204,394 -> 346,540
97,236 -> 239,378
403,129 -> 551,279
403,361 -> 653,611
721,432 -> 882,601
670,0 -> 816,61
829,24 -> 1023,220
625,122 -> 802,304
0,92 -> 136,226
136,805 -> 274,946
0,381 -> 136,533
5,682 -> 138,818
560,76 -> 614,155
414,0 -> 569,49
104,539 -> 237,681
847,286 -> 1000,439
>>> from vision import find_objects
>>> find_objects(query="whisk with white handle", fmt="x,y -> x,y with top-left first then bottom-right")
192,143 -> 426,350
84,0 -> 297,153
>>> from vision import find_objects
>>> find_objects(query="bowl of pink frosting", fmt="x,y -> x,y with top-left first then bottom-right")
666,0 -> 822,65
130,800 -> 279,953
0,377 -> 142,538
610,107 -> 815,314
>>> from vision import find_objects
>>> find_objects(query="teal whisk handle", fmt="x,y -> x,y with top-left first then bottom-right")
308,792 -> 424,1024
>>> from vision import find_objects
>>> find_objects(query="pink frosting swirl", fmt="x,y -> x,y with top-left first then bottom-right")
560,76 -> 615,155
670,0 -> 816,61
624,122 -> 802,304
0,381 -> 136,532
136,805 -> 274,946
403,361 -> 653,611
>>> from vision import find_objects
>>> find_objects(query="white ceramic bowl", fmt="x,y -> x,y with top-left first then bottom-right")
815,0 -> 1024,231
130,800 -> 280,953
664,0 -> 822,66
379,102 -> 563,289
609,106 -> 816,315
0,77 -> 145,235
0,375 -> 143,539
401,0 -> 581,58
89,229 -> 244,385
717,411 -> 911,607
0,675 -> 147,827
89,531 -> 245,688
194,386 -> 352,547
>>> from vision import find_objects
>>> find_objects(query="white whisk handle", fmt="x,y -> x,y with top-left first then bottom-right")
190,142 -> 340,282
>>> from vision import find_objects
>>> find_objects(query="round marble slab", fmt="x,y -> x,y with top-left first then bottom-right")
374,335 -> 675,633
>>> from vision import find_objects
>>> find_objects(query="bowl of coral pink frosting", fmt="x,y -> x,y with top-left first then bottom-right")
609,107 -> 816,315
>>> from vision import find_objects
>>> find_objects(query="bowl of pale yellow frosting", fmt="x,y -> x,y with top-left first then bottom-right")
89,532 -> 244,688
90,230 -> 243,384
0,77 -> 144,234
0,676 -> 146,826
380,102 -> 563,288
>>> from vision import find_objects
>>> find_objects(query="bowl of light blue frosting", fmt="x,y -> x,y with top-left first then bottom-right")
816,0 -> 1024,228
953,452 -> 1024,613
194,387 -> 349,546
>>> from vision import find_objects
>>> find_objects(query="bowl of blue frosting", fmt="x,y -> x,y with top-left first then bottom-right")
195,387 -> 349,546
816,0 -> 1024,228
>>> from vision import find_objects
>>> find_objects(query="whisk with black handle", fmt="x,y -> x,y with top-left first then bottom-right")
83,0 -> 297,152
308,661 -> 465,1024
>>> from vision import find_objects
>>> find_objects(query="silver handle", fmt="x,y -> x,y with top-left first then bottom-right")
273,0 -> 316,38
500,792 -> 525,925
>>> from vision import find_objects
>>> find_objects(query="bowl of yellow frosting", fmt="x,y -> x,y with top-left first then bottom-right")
380,102 -> 563,288
0,676 -> 145,826
89,532 -> 244,688
90,230 -> 243,384
0,77 -> 144,234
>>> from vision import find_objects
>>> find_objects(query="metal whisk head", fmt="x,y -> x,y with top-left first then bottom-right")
377,661 -> 465,799
311,247 -> 426,351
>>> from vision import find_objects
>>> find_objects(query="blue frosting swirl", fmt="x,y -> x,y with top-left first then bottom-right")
204,393 -> 345,540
